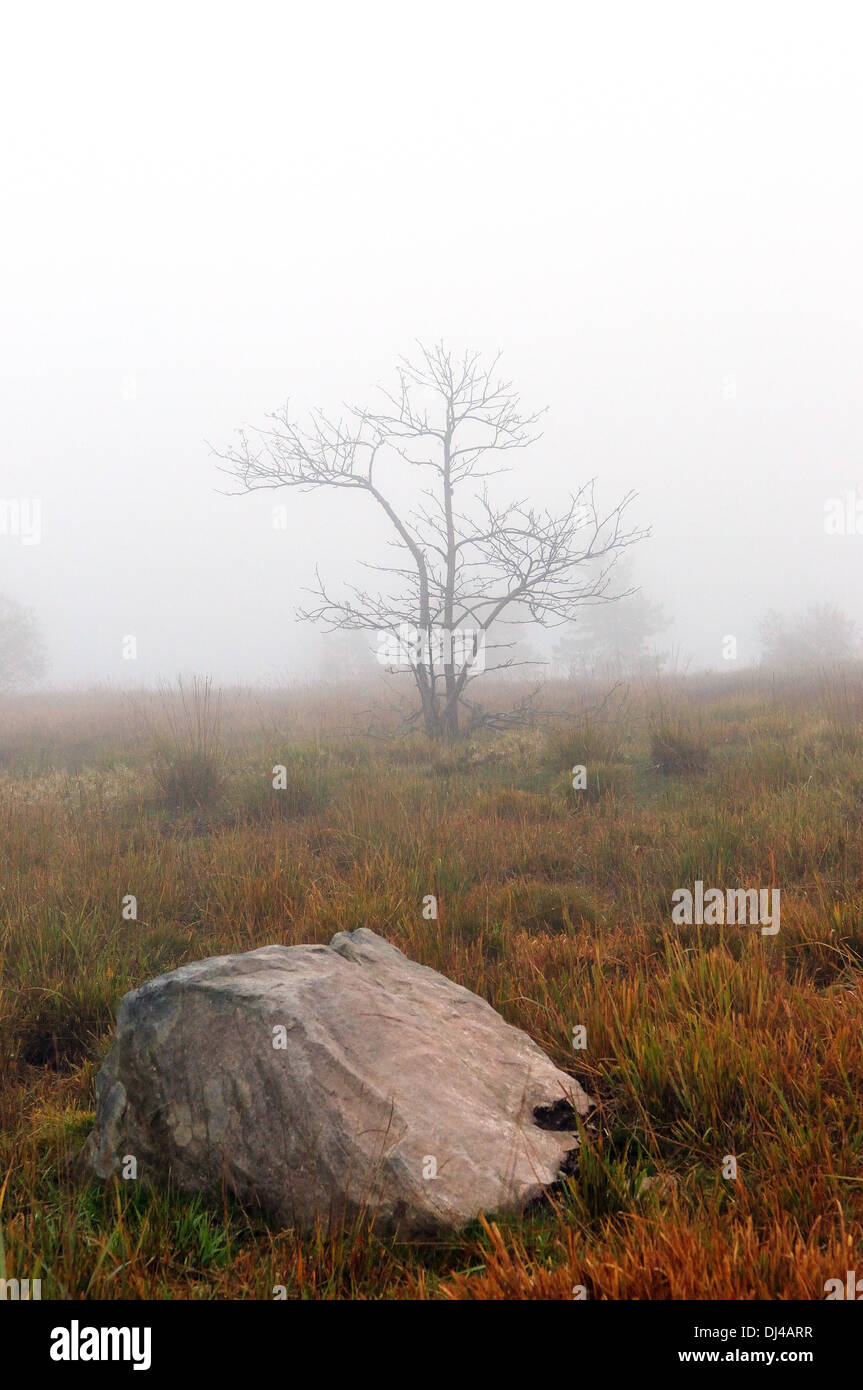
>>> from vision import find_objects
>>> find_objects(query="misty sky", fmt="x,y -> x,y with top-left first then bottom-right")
2,2 -> 861,686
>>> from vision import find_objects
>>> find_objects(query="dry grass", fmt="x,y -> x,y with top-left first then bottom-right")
1,669 -> 861,1298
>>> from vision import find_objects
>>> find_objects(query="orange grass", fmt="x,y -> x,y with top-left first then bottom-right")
1,670 -> 861,1298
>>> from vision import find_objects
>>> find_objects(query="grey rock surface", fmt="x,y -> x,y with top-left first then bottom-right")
81,928 -> 592,1236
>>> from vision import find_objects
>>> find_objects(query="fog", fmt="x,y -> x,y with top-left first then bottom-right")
2,1 -> 861,687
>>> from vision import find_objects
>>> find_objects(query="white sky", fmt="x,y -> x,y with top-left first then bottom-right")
2,1 -> 861,683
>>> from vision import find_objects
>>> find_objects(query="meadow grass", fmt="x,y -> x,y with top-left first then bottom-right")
1,670 -> 861,1298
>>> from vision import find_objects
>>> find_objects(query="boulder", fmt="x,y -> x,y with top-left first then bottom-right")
81,928 -> 592,1236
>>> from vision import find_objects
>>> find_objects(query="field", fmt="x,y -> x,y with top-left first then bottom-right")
2,671 -> 862,1299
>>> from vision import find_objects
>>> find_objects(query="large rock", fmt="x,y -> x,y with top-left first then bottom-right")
81,928 -> 592,1236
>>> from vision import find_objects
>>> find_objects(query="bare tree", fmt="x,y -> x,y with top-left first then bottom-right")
215,343 -> 646,736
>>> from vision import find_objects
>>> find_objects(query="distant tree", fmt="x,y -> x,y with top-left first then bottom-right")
555,563 -> 670,676
0,595 -> 47,692
757,603 -> 858,669
317,628 -> 375,683
217,343 -> 646,736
